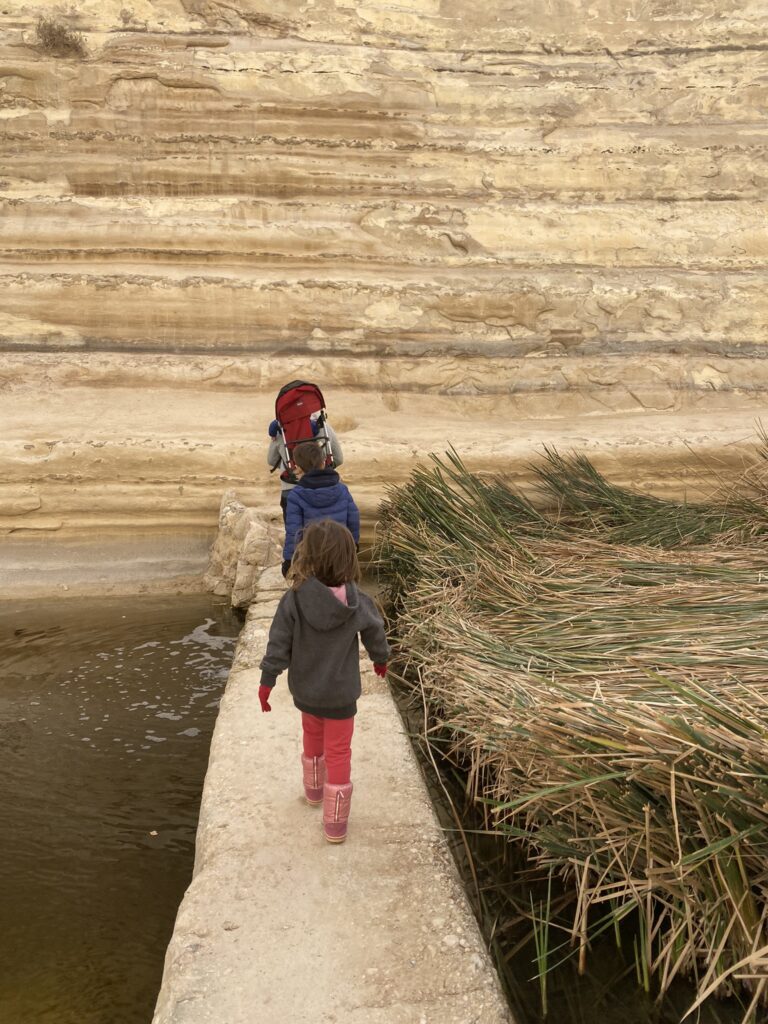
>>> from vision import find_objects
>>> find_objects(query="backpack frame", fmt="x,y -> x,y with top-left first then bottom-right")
273,380 -> 333,483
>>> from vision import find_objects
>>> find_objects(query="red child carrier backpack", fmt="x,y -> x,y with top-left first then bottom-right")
273,380 -> 334,483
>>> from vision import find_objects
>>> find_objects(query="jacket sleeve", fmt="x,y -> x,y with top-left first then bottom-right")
327,424 -> 344,468
283,492 -> 303,561
259,591 -> 296,687
267,436 -> 285,471
346,489 -> 360,544
358,595 -> 391,664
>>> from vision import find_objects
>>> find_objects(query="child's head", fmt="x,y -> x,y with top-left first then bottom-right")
293,441 -> 325,474
291,519 -> 360,589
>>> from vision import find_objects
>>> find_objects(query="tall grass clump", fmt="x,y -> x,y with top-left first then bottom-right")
533,447 -> 768,547
376,448 -> 768,1020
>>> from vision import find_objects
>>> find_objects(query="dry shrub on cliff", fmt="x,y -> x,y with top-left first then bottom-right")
376,450 -> 768,1019
36,17 -> 86,58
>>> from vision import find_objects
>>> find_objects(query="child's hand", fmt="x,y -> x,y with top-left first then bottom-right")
258,685 -> 273,712
373,663 -> 387,678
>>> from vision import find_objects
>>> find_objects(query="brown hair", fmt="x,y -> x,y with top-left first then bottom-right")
293,441 -> 325,473
290,519 -> 360,589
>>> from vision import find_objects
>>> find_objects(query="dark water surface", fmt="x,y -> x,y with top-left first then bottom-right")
0,595 -> 240,1024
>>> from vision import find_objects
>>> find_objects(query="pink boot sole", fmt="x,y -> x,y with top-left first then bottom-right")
301,754 -> 325,805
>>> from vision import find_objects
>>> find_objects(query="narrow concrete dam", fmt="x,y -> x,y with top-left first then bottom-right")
152,524 -> 514,1024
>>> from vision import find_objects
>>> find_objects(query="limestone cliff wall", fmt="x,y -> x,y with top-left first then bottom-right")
1,1 -> 767,544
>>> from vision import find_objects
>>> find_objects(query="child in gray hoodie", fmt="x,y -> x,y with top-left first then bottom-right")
258,519 -> 390,843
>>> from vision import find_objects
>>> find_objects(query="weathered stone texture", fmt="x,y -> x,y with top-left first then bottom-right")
1,1 -> 767,538
203,490 -> 281,606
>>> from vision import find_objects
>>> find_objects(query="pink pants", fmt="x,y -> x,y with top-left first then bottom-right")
301,712 -> 355,785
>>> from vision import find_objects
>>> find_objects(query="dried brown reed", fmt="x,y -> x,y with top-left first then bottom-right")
376,448 -> 768,1019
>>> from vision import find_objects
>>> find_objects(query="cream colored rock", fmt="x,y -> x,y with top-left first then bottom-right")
230,518 -> 282,608
0,486 -> 41,516
202,491 -> 263,598
1,1 -> 767,568
203,492 -> 282,607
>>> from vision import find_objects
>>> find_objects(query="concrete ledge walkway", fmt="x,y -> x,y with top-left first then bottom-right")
153,565 -> 513,1024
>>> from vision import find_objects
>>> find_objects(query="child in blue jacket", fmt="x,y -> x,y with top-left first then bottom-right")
282,441 -> 360,577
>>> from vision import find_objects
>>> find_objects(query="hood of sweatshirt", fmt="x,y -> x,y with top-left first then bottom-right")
295,577 -> 359,631
292,476 -> 346,513
297,469 -> 340,489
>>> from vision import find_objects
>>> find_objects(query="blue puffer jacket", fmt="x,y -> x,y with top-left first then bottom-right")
283,469 -> 360,561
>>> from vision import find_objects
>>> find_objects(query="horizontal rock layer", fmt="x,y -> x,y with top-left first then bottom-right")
2,1 -> 767,549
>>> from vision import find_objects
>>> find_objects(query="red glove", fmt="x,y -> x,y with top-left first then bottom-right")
373,663 -> 387,678
258,685 -> 272,712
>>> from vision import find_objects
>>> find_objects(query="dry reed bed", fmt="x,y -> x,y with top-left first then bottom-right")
376,449 -> 768,1019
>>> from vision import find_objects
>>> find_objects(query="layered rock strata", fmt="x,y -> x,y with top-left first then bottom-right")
1,2 -> 767,558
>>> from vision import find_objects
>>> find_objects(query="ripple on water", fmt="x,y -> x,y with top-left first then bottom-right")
0,594 -> 240,1024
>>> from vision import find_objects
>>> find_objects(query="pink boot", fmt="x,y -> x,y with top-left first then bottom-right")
301,754 -> 326,805
323,782 -> 353,843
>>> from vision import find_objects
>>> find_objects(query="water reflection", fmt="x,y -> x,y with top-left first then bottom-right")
0,595 -> 240,1024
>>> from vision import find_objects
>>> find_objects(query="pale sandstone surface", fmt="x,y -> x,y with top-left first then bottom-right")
1,1 -> 767,584
0,384 -> 763,529
152,557 -> 513,1024
0,527 -> 213,597
203,489 -> 283,606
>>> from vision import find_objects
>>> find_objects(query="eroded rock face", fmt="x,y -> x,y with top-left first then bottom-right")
203,490 -> 281,606
1,2 -> 767,546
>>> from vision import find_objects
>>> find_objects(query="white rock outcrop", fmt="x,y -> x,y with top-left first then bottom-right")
203,491 -> 281,608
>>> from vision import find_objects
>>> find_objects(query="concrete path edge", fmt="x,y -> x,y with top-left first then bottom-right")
152,559 -> 514,1024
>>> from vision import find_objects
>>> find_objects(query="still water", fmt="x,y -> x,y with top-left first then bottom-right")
0,595 -> 240,1024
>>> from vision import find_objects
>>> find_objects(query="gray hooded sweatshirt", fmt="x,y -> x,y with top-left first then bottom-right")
259,577 -> 391,718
